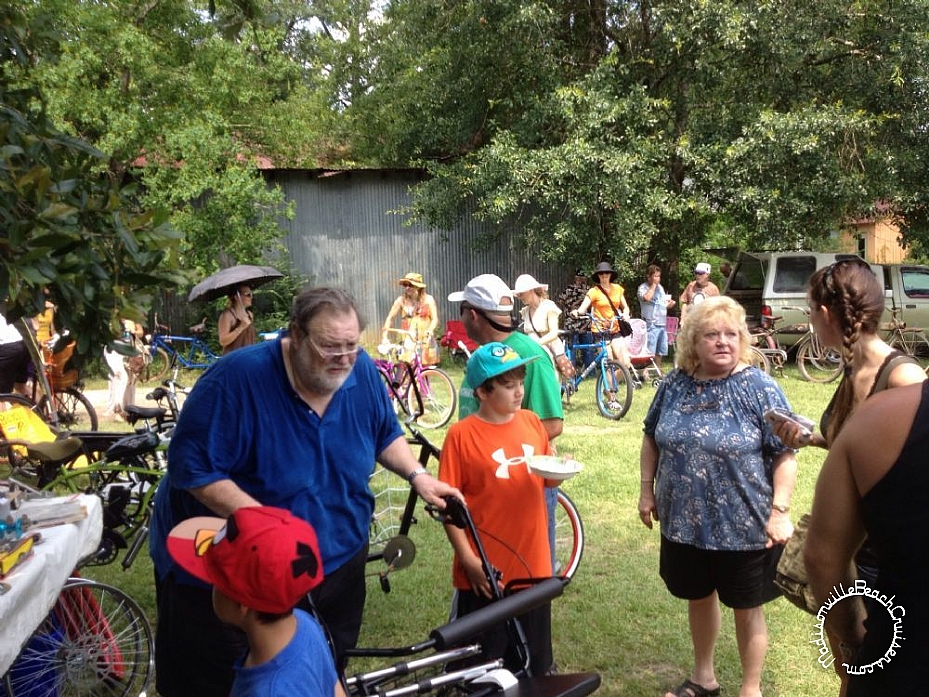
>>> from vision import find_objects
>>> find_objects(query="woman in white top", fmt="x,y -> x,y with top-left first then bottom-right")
513,274 -> 568,370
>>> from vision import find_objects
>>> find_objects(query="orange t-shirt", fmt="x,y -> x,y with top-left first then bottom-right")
586,284 -> 627,333
439,410 -> 552,590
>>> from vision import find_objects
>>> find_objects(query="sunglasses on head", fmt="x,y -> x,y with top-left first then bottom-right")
822,258 -> 872,292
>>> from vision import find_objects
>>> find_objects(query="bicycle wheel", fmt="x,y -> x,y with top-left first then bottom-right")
3,578 -> 153,697
749,346 -> 770,375
796,335 -> 843,383
595,360 -> 633,420
38,388 -> 98,431
142,347 -> 170,384
889,329 -> 929,369
554,490 -> 584,580
410,368 -> 456,429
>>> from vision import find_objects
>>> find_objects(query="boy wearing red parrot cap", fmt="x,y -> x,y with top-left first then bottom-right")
168,506 -> 345,696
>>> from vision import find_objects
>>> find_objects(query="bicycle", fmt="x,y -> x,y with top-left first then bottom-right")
346,496 -> 599,696
374,328 -> 457,429
1,576 -> 154,697
19,331 -> 98,431
141,312 -> 221,384
559,318 -> 635,420
749,305 -> 845,383
2,411 -> 171,570
882,306 -> 929,369
748,311 -> 798,376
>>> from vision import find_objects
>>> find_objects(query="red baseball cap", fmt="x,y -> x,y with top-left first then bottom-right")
167,506 -> 324,614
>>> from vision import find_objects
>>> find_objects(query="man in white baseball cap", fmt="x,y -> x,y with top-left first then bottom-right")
679,262 -> 720,324
448,273 -> 563,438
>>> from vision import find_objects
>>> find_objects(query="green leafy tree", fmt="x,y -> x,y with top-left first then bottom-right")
356,0 -> 929,286
0,4 -> 185,357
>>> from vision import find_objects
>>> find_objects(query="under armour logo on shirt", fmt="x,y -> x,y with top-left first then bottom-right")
492,444 -> 536,478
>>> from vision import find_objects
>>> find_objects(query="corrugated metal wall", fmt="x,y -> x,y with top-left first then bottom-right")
265,169 -> 571,342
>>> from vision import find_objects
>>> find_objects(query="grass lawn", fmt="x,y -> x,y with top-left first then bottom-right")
83,358 -> 841,696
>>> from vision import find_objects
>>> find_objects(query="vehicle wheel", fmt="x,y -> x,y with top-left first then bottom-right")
4,578 -> 154,697
554,490 -> 584,580
39,388 -> 98,431
410,368 -> 456,429
595,360 -> 633,420
749,346 -> 770,375
889,330 -> 929,369
796,336 -> 843,383
142,347 -> 170,384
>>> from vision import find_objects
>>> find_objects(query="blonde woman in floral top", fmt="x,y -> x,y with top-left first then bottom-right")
638,296 -> 797,697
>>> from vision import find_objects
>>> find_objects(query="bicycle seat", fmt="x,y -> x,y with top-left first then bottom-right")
13,436 -> 84,466
123,404 -> 167,425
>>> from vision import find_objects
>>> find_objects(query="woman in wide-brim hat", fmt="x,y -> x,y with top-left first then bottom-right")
512,273 -> 570,373
572,261 -> 632,371
381,272 -> 439,356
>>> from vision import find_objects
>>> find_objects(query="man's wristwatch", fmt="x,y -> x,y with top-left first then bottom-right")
406,467 -> 428,483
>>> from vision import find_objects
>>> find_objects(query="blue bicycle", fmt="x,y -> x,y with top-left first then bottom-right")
560,319 -> 634,420
142,313 -> 220,383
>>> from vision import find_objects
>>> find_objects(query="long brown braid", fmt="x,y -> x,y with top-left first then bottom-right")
808,259 -> 884,445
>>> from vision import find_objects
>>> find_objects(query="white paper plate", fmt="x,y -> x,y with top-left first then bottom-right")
528,456 -> 584,481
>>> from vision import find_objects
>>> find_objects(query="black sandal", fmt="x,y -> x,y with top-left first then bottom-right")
669,679 -> 721,697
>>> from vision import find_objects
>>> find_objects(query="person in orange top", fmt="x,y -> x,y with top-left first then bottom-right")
438,342 -> 556,676
571,261 -> 633,373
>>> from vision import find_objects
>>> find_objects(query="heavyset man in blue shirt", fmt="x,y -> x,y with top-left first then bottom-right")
149,287 -> 460,697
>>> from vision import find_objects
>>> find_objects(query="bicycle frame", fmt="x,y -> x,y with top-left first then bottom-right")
560,325 -> 634,420
150,333 -> 219,370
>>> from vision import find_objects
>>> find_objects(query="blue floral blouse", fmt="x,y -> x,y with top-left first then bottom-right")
643,366 -> 793,551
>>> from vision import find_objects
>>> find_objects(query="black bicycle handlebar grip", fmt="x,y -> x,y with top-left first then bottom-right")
429,577 -> 565,649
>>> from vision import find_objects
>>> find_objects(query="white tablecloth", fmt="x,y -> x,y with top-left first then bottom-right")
0,494 -> 103,675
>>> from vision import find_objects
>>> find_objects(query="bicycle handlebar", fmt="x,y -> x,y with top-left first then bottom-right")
429,577 -> 565,649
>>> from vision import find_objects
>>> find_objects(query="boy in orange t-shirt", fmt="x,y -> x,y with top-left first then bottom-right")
438,342 -> 556,676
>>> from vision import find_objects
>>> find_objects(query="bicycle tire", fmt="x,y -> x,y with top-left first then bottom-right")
3,578 -> 154,697
889,329 -> 929,369
749,346 -> 770,375
595,360 -> 633,420
142,347 -> 171,384
411,368 -> 456,429
38,388 -> 98,431
554,490 -> 584,580
796,335 -> 843,383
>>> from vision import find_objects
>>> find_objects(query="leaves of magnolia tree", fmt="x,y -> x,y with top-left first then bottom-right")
0,4 -> 185,358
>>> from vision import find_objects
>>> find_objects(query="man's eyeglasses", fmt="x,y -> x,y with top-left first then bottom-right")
308,337 -> 360,361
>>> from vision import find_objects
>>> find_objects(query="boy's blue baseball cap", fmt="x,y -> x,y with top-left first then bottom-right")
466,342 -> 538,388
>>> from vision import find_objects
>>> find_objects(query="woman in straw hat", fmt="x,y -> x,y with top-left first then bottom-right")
381,272 -> 439,360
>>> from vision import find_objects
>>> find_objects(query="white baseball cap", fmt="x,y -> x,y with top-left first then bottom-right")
694,262 -> 712,275
448,274 -> 515,312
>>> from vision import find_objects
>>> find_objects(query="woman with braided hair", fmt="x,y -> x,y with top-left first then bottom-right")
771,258 -> 924,696
773,258 -> 925,451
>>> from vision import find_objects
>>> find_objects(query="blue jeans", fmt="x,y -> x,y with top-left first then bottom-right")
645,323 -> 668,356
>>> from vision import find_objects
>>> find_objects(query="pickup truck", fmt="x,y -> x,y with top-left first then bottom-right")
722,251 -> 929,350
